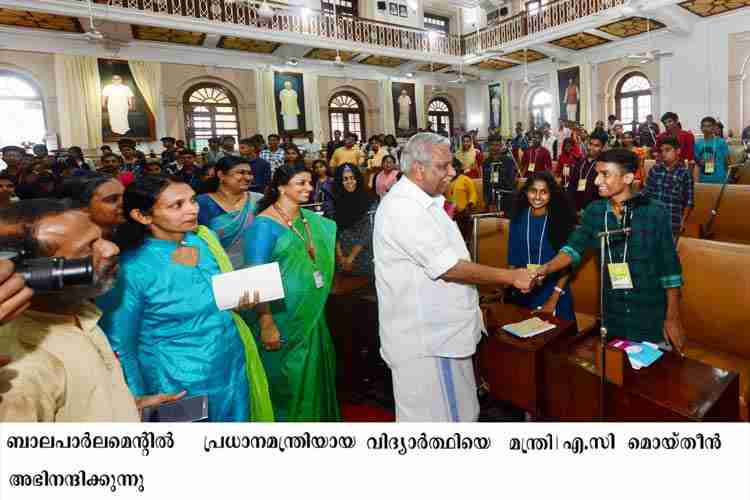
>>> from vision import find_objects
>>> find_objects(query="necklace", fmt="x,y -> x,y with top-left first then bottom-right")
215,190 -> 246,211
274,204 -> 316,262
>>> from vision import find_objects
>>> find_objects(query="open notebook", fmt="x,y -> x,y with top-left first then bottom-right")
502,317 -> 556,338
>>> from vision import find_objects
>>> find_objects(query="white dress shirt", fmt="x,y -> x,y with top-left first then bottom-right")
373,176 -> 483,367
542,134 -> 556,157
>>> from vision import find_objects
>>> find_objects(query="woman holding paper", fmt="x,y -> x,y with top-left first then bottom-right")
196,156 -> 260,268
507,171 -> 577,322
243,163 -> 339,422
98,174 -> 274,422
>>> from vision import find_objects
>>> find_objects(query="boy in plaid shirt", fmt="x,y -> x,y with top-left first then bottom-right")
642,137 -> 694,238
533,148 -> 686,351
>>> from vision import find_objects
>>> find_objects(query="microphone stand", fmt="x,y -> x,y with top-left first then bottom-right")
595,226 -> 631,421
699,162 -> 746,239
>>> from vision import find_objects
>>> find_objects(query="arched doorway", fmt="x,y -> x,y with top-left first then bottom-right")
427,97 -> 453,135
183,83 -> 240,151
0,70 -> 46,148
328,91 -> 365,141
616,72 -> 652,133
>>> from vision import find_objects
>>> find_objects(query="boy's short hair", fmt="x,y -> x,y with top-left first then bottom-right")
660,137 -> 681,150
597,148 -> 639,174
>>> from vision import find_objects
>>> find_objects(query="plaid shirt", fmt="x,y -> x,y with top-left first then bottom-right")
561,196 -> 683,343
260,148 -> 285,173
642,162 -> 694,235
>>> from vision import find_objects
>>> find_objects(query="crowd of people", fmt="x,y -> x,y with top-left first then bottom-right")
0,108 -> 744,422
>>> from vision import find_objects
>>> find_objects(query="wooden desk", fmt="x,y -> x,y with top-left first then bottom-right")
543,334 -> 741,421
325,274 -> 388,401
478,303 -> 577,417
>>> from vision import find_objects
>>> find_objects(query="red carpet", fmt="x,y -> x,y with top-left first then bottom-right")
341,403 -> 395,422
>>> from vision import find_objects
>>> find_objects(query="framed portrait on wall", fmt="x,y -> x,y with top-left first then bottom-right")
389,2 -> 398,16
398,4 -> 408,17
488,83 -> 502,131
98,59 -> 155,142
274,72 -> 306,136
557,66 -> 581,125
391,82 -> 417,138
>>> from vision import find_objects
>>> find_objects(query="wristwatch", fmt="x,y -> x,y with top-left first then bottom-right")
554,286 -> 566,295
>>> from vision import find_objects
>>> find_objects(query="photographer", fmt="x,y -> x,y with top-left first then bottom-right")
0,199 -> 183,422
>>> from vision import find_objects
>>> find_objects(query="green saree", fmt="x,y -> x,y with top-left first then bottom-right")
243,209 -> 340,422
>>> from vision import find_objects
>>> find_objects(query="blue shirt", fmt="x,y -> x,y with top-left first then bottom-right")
249,157 -> 272,194
694,136 -> 729,184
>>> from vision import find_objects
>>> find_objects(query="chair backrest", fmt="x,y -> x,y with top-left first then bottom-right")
476,217 -> 510,269
684,183 -> 750,244
678,237 -> 750,359
568,253 -> 601,317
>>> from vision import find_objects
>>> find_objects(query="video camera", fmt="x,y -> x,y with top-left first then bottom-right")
0,250 -> 93,292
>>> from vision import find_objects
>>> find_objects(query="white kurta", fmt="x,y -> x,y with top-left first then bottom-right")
397,95 -> 411,130
373,177 -> 484,422
102,83 -> 134,135
279,88 -> 301,130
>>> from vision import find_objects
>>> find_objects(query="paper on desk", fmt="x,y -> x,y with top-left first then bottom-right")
211,262 -> 285,311
502,317 -> 556,338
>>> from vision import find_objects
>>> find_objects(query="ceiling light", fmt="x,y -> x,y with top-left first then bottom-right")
406,72 -> 414,78
287,58 -> 299,66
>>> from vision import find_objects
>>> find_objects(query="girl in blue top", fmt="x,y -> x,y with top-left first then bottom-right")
508,171 -> 577,322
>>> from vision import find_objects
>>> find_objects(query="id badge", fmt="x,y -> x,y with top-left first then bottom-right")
563,166 -> 570,177
491,171 -> 500,183
528,163 -> 536,172
527,264 -> 541,271
608,263 -> 634,290
704,160 -> 715,174
313,270 -> 325,289
577,179 -> 587,192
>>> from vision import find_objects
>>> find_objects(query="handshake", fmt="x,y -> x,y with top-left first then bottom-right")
509,263 -> 548,293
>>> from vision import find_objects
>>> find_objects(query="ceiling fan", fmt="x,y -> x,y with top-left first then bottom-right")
84,0 -> 131,47
447,63 -> 479,84
624,18 -> 673,63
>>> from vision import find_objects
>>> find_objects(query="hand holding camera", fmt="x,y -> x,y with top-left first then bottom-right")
0,259 -> 33,324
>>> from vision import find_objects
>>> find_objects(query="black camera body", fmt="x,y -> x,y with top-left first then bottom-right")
0,251 -> 94,292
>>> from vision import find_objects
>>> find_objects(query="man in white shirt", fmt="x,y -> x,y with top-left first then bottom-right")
373,132 -> 536,422
301,131 -> 322,160
541,124 -> 555,158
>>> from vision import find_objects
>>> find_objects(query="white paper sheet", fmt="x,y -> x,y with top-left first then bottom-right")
211,262 -> 285,311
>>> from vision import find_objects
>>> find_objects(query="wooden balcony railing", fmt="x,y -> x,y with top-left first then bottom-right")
98,0 -> 463,56
463,0 -> 627,55
86,0 -> 625,59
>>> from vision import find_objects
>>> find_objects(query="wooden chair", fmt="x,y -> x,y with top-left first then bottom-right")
677,237 -> 750,421
684,183 -> 750,244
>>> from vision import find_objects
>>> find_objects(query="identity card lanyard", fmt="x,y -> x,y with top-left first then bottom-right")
703,137 -> 716,174
605,205 -> 633,290
274,205 -> 325,289
578,159 -> 596,192
528,149 -> 536,173
526,208 -> 548,272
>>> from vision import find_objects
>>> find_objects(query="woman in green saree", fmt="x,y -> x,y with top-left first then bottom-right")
243,163 -> 340,422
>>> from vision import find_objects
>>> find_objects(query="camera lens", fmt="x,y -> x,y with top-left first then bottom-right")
19,257 -> 94,292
